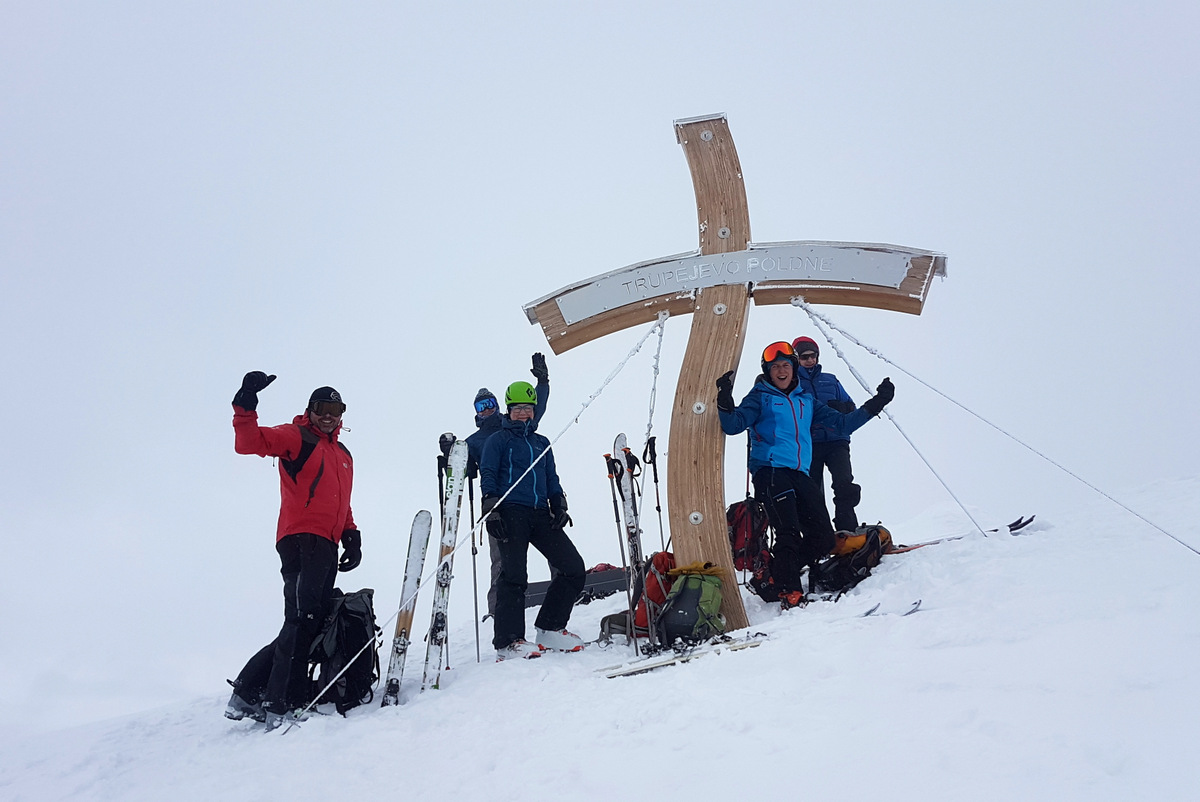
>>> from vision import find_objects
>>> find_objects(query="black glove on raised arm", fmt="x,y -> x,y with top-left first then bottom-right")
715,370 -> 736,412
530,352 -> 549,383
861,377 -> 895,417
338,529 -> 362,572
550,493 -> 572,530
481,496 -> 505,540
232,371 -> 276,412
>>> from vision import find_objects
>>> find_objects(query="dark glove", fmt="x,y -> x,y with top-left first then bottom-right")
550,494 -> 572,530
715,370 -> 736,412
338,529 -> 362,572
530,352 -> 549,383
232,371 -> 276,412
861,378 -> 895,417
826,399 -> 856,414
482,496 -> 506,540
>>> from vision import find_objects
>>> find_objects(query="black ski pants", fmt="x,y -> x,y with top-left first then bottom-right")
234,533 -> 337,711
752,466 -> 836,594
809,440 -> 862,532
492,504 -> 585,650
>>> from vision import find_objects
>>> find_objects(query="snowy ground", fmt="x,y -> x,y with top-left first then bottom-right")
3,478 -> 1199,802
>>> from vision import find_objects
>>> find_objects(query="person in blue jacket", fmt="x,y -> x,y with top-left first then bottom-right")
716,341 -> 894,607
792,336 -> 862,532
466,354 -> 550,620
480,380 -> 585,659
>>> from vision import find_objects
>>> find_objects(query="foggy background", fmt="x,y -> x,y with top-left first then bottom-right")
2,1 -> 1196,732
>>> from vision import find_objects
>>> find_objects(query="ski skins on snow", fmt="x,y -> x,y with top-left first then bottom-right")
422,438 -> 469,691
381,509 -> 433,706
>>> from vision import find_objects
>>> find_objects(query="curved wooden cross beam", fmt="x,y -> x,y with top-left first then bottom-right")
522,114 -> 947,630
523,243 -> 946,355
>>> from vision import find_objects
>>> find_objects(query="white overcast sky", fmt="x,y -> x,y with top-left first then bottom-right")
2,2 -> 1198,730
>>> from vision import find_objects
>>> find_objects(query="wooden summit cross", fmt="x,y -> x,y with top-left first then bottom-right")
523,114 -> 946,629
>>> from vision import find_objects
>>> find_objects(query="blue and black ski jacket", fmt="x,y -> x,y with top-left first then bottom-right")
719,375 -> 872,474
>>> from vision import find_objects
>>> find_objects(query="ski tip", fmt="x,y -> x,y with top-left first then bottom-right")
1008,515 -> 1036,533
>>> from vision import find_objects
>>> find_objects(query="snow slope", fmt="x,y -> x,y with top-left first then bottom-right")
3,479 -> 1199,802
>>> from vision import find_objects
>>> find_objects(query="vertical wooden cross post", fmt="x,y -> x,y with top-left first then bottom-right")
523,114 -> 946,630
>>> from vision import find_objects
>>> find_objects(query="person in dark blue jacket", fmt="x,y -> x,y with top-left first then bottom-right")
480,380 -> 585,659
792,336 -> 862,532
716,341 -> 894,606
466,354 -> 550,620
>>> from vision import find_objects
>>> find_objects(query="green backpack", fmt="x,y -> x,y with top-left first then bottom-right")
655,563 -> 726,645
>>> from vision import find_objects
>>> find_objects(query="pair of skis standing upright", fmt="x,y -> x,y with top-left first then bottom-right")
605,432 -> 660,652
380,435 -> 468,706
380,429 -> 655,703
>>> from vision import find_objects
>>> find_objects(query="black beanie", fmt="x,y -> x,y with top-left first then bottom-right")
474,387 -> 496,405
308,386 -> 344,407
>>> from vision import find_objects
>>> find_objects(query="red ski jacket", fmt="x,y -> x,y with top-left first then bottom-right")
233,408 -> 356,543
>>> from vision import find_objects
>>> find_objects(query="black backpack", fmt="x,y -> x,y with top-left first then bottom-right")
309,588 -> 381,715
810,525 -> 887,593
655,565 -> 726,646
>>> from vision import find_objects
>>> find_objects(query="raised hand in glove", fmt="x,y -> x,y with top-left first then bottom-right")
715,370 -> 736,412
550,494 -> 572,530
338,529 -> 362,572
861,378 -> 895,417
530,352 -> 549,383
233,371 -> 276,411
481,496 -> 506,540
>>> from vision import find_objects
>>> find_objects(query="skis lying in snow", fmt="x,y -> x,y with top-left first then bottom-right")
525,566 -> 628,608
886,515 -> 1036,553
381,509 -> 433,707
858,599 -> 922,617
598,634 -> 767,679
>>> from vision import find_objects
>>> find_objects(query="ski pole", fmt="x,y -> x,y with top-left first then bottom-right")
437,433 -> 454,529
642,436 -> 666,552
605,453 -> 638,655
621,446 -> 657,650
468,475 -> 481,663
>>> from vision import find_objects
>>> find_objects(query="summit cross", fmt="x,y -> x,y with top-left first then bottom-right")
523,114 -> 945,629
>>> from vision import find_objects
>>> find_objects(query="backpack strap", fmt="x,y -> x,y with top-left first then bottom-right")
281,425 -> 320,482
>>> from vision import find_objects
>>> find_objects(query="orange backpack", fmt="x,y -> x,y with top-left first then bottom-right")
634,551 -> 676,632
831,523 -> 893,556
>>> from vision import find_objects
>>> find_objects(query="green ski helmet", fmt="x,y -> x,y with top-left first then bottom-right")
505,381 -> 537,407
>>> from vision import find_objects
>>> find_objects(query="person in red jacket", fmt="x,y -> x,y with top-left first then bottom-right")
224,371 -> 361,728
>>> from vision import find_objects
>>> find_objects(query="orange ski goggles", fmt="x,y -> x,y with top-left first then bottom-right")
761,341 -> 797,364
